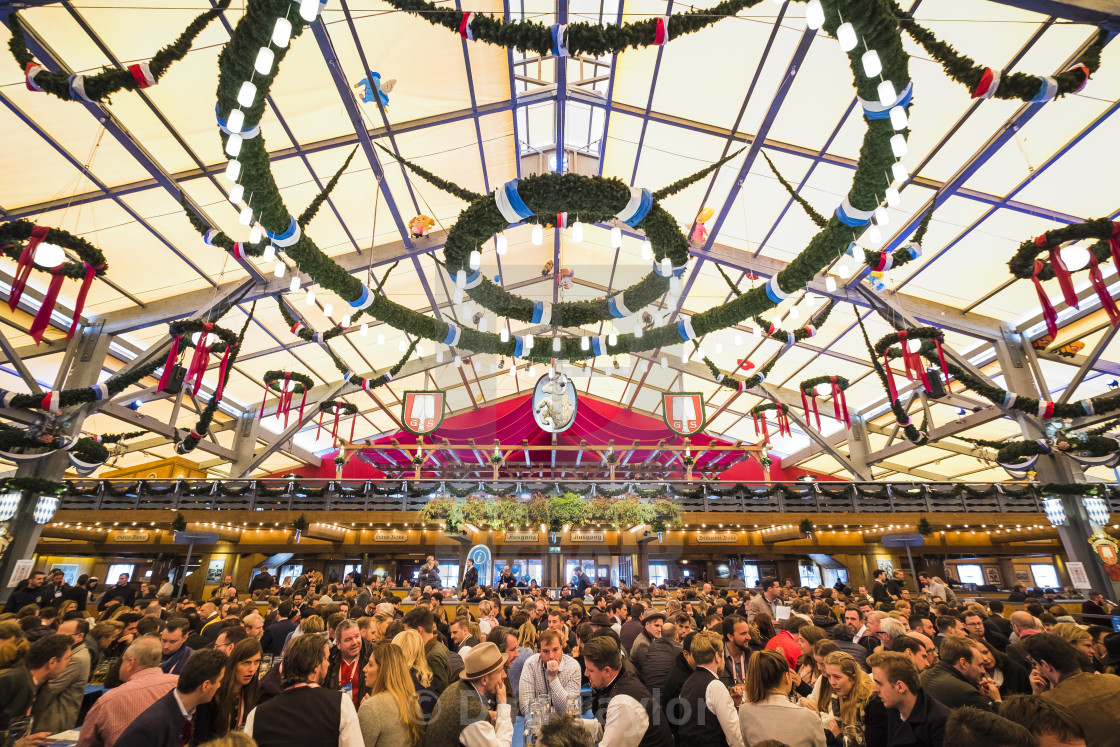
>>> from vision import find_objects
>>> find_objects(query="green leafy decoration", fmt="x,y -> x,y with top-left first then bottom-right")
1,477 -> 65,495
856,315 -> 928,445
0,221 -> 109,279
381,0 -> 766,57
8,2 -> 232,103
1007,217 -> 1117,281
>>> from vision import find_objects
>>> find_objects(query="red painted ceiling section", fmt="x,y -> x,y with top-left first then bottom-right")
267,393 -> 839,483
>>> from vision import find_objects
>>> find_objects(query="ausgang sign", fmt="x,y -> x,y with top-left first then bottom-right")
695,532 -> 739,543
373,530 -> 410,542
571,532 -> 605,542
504,531 -> 539,543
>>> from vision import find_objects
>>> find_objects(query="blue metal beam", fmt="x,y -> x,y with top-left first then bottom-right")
312,20 -> 412,243
454,0 -> 490,194
596,0 -> 625,177
628,0 -> 674,187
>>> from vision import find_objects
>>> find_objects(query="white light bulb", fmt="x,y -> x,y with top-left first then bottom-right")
237,81 -> 257,108
661,257 -> 672,276
1061,245 -> 1092,272
229,184 -> 245,204
360,323 -> 368,336
890,134 -> 908,157
32,242 -> 64,268
907,339 -> 922,353
885,186 -> 901,207
500,328 -> 509,343
377,333 -> 385,345
524,334 -> 533,350
262,245 -> 276,263
249,224 -> 263,244
289,276 -> 301,292
527,365 -> 536,377
877,80 -> 897,107
226,108 -> 245,134
789,305 -> 799,320
254,47 -> 275,75
323,302 -> 334,318
224,160 -> 241,182
874,206 -> 890,226
399,339 -> 407,352
861,50 -> 882,77
453,287 -> 463,305
610,226 -> 622,248
495,233 -> 507,255
837,262 -> 853,278
867,226 -> 882,244
479,317 -> 488,332
805,0 -> 824,29
305,288 -> 316,306
572,221 -> 584,243
299,0 -> 321,22
553,337 -> 561,352
508,360 -> 516,376
273,261 -> 285,278
436,350 -> 444,363
891,162 -> 909,184
836,22 -> 857,52
634,325 -> 643,339
341,315 -> 351,328
734,333 -> 743,346
889,105 -> 907,131
641,240 -> 653,260
670,276 -> 681,297
531,224 -> 543,245
416,344 -> 424,357
272,17 -> 293,48
825,276 -> 838,292
225,133 -> 242,157
581,337 -> 590,351
239,205 -> 253,225
608,332 -> 618,346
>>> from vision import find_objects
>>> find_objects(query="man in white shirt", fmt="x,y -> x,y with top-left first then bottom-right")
582,636 -> 673,746
519,629 -> 582,715
678,630 -> 746,747
420,642 -> 513,747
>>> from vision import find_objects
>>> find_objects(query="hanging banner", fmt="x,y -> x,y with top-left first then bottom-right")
663,392 -> 705,436
401,391 -> 445,434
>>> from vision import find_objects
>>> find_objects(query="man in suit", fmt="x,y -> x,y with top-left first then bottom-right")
871,569 -> 892,606
460,558 -> 478,597
0,634 -> 72,739
32,619 -> 91,734
449,617 -> 479,656
115,648 -> 227,747
261,602 -> 299,657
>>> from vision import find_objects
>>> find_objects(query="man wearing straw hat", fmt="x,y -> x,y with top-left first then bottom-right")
421,641 -> 513,747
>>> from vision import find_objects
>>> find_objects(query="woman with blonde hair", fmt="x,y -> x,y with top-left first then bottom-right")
477,599 -> 498,636
392,629 -> 436,721
359,644 -> 424,746
739,649 -> 826,746
56,600 -> 77,619
814,651 -> 886,746
371,611 -> 394,642
1052,622 -> 1097,671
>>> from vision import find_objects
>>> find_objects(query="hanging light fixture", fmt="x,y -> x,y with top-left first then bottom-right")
299,0 -> 322,22
495,233 -> 508,255
572,221 -> 584,243
254,47 -> 275,75
500,328 -> 510,343
237,81 -> 257,107
305,288 -> 316,306
889,105 -> 907,131
229,184 -> 245,205
885,186 -> 901,207
836,23 -> 857,52
532,224 -> 543,245
641,240 -> 653,260
224,160 -> 241,182
610,227 -> 622,248
360,323 -> 368,336
239,205 -> 253,226
272,17 -> 293,47
861,49 -> 882,77
225,134 -> 243,157
273,261 -> 285,278
877,80 -> 897,107
891,162 -> 908,184
249,224 -> 263,244
825,276 -> 837,292
890,134 -> 908,158
262,245 -> 276,263
289,276 -> 301,292
805,0 -> 824,30
226,109 -> 246,134
469,250 -> 481,270
323,302 -> 334,318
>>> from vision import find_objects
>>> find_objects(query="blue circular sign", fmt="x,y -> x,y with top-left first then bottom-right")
467,544 -> 491,587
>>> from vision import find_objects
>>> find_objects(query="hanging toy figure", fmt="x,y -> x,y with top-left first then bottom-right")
409,215 -> 435,238
558,268 -> 575,290
690,207 -> 714,247
541,259 -> 554,277
354,71 -> 396,107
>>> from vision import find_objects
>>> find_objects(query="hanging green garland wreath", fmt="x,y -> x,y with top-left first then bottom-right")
319,400 -> 359,417
856,316 -> 929,445
196,0 -> 910,364
263,370 -> 314,395
888,1 -> 1106,103
167,320 -> 239,352
1007,218 -> 1119,281
381,0 -> 765,57
7,3 -> 232,103
0,221 -> 108,280
799,375 -> 851,395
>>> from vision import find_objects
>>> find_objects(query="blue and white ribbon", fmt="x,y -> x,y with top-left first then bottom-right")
1082,399 -> 1096,416
615,187 -> 653,227
267,216 -> 302,248
584,336 -> 607,357
67,75 -> 95,103
203,229 -> 220,246
1072,452 -> 1120,469
765,276 -> 790,304
1002,391 -> 1017,409
835,196 -> 875,227
551,24 -> 569,57
677,317 -> 697,342
67,452 -> 103,477
905,242 -> 922,260
531,301 -> 552,325
607,294 -> 629,319
91,384 -> 109,402
858,81 -> 913,119
652,260 -> 688,278
215,105 -> 262,139
348,285 -> 375,312
446,267 -> 483,289
1030,76 -> 1059,104
493,179 -> 535,224
443,323 -> 462,347
0,390 -> 16,408
310,331 -> 322,343
514,336 -> 527,357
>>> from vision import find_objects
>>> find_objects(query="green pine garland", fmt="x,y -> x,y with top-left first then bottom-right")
889,1 -> 1106,102
8,2 -> 232,103
0,477 -> 65,496
857,315 -> 928,445
799,375 -> 850,395
197,0 -> 909,364
382,0 -> 765,57
1007,217 -> 1117,281
263,370 -> 314,395
319,400 -> 359,417
0,221 -> 108,280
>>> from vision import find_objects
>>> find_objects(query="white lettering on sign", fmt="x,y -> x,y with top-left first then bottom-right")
695,532 -> 739,543
373,530 -> 410,542
113,532 -> 151,542
504,531 -> 540,543
570,532 -> 605,542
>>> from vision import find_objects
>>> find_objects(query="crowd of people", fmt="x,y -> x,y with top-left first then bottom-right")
0,562 -> 1117,747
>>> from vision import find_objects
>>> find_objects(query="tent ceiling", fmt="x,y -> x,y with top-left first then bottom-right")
1,0 -> 1118,480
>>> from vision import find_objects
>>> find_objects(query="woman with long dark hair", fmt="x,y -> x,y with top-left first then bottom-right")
196,637 -> 262,740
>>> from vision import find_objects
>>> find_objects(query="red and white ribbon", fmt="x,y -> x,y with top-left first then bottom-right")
40,391 -> 59,415
971,68 -> 1001,99
1064,64 -> 1090,94
1038,400 -> 1055,419
29,267 -> 66,345
158,335 -> 182,392
459,12 -> 475,40
831,376 -> 850,429
24,62 -> 45,92
127,61 -> 155,89
9,225 -> 51,312
653,16 -> 669,46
